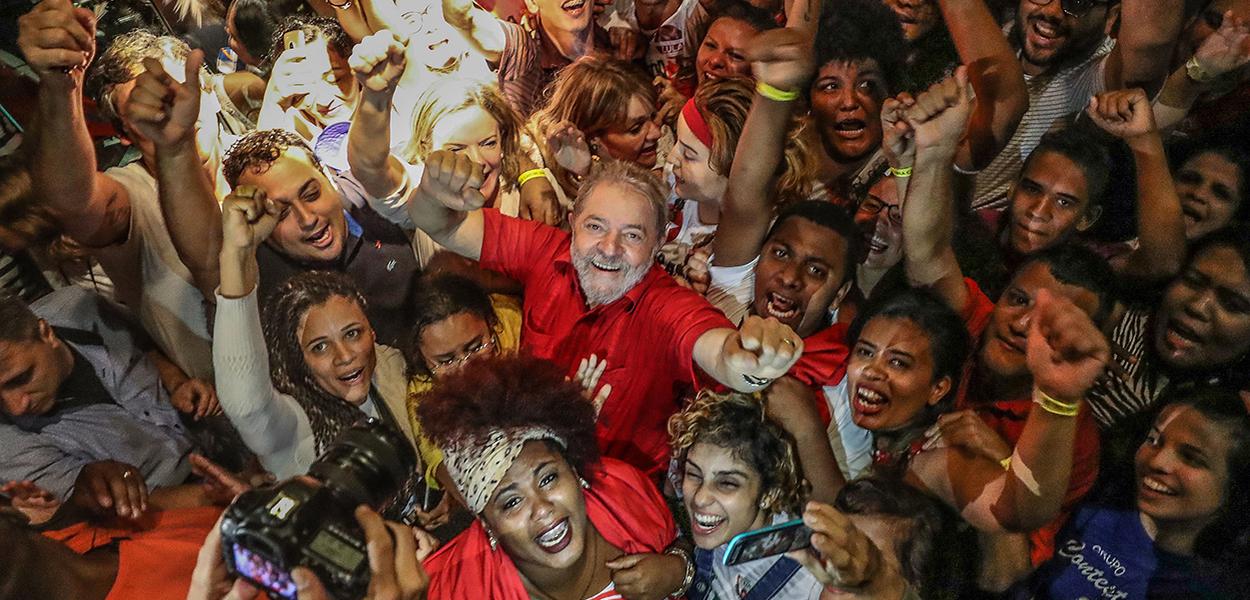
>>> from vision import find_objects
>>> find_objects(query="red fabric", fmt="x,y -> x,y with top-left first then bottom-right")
479,210 -> 734,478
681,98 -> 714,149
424,458 -> 676,600
43,507 -> 223,600
954,278 -> 1099,566
788,323 -> 851,425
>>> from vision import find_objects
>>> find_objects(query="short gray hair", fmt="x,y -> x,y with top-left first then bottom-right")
573,159 -> 668,243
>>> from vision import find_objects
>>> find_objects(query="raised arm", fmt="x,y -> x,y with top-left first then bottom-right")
712,8 -> 814,267
765,376 -> 846,504
214,187 -> 316,477
405,150 -> 487,260
443,0 -> 507,63
18,0 -> 131,248
901,68 -> 974,314
125,51 -> 223,298
1086,89 -> 1185,281
913,291 -> 1109,532
1153,13 -> 1250,132
938,0 -> 1029,171
347,30 -> 410,199
1105,0 -> 1185,92
692,315 -> 805,394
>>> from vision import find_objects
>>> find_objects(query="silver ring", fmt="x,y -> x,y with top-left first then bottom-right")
122,470 -> 133,480
782,338 -> 797,348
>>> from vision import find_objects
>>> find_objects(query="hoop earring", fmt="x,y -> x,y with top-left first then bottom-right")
488,529 -> 499,551
580,477 -> 590,490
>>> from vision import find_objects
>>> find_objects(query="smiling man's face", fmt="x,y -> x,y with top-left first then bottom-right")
236,148 -> 348,263
569,182 -> 660,308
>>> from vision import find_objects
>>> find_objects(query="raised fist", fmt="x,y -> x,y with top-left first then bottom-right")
724,315 -> 804,391
906,66 -> 973,154
744,27 -> 815,96
125,51 -> 205,148
419,150 -> 488,212
1025,289 -> 1110,404
350,29 -> 408,94
221,185 -> 281,252
17,0 -> 96,83
1086,88 -> 1156,141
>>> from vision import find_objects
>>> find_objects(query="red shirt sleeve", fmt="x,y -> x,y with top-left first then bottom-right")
647,279 -> 734,385
961,277 -> 996,341
478,209 -> 570,288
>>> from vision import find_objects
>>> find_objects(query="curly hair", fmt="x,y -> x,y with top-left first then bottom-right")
416,354 -> 600,479
223,129 -> 322,188
402,79 -> 524,195
668,390 -> 807,517
403,274 -> 500,380
263,15 -> 353,67
261,270 -> 372,453
86,29 -> 190,131
813,0 -> 907,94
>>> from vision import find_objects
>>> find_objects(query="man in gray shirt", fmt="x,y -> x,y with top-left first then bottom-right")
0,287 -> 196,521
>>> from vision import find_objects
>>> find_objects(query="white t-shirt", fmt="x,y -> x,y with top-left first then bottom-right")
707,256 -> 757,326
96,163 -> 214,380
823,378 -> 874,479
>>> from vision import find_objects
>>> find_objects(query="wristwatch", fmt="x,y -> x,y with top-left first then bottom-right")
1186,55 -> 1214,83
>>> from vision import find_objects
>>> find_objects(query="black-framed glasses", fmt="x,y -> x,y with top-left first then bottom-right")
858,195 -> 903,226
1026,0 -> 1111,18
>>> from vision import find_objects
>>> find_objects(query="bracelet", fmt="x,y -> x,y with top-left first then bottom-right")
742,374 -> 773,387
756,81 -> 800,102
1000,456 -> 1012,471
1032,388 -> 1080,417
888,166 -> 913,178
518,168 -> 548,186
665,546 -> 695,598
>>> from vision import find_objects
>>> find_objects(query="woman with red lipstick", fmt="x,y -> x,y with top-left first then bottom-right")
532,56 -> 665,197
419,355 -> 689,600
1012,385 -> 1250,599
210,186 -> 436,494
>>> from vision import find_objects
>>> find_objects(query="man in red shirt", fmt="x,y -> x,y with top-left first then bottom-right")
404,151 -> 804,478
898,74 -> 1112,575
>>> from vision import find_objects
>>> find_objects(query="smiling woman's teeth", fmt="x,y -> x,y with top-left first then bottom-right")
1142,476 -> 1176,496
536,520 -> 569,547
693,512 -> 726,531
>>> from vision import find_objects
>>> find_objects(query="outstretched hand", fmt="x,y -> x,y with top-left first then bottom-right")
1192,11 -> 1250,80
545,120 -> 594,177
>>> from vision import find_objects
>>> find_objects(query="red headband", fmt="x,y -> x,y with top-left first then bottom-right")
681,97 -> 714,149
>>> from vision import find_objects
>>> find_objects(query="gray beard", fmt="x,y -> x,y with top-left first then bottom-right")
572,248 -> 650,308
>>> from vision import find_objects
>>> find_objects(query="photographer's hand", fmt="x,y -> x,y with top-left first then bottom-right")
187,516 -> 263,600
293,506 -> 432,600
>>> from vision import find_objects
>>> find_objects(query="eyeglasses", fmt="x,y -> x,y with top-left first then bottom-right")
429,336 -> 497,374
858,195 -> 903,226
1026,0 -> 1111,18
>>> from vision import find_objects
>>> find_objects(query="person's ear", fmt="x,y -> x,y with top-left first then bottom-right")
1103,4 -> 1121,37
524,0 -> 540,16
37,320 -> 57,347
927,375 -> 952,406
830,280 -> 853,311
1077,204 -> 1103,232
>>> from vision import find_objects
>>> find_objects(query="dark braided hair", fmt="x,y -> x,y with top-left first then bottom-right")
261,270 -> 371,453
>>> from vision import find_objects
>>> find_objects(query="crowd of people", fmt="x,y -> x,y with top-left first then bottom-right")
1,0 -> 1249,597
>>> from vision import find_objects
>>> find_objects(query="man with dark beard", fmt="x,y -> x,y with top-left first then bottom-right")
402,151 -> 806,479
970,0 -> 1186,211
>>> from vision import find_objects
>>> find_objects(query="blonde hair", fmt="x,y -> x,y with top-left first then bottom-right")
694,77 -> 821,206
88,30 -> 190,131
403,79 -> 523,193
668,390 -> 808,517
0,155 -> 85,263
531,56 -> 658,195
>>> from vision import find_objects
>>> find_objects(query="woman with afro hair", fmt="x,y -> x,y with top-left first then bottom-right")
418,354 -> 692,600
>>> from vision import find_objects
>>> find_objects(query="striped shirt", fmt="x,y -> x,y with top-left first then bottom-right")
1087,307 -> 1167,429
971,34 -> 1116,211
587,584 -> 624,600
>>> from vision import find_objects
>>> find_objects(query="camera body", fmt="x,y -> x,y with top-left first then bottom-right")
220,419 -> 416,600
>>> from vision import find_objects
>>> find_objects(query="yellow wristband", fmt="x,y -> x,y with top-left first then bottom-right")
1033,388 -> 1080,417
518,168 -> 548,186
999,456 -> 1012,471
756,81 -> 800,102
888,166 -> 913,178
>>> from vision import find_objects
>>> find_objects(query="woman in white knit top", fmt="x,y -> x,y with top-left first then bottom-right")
211,185 -> 427,479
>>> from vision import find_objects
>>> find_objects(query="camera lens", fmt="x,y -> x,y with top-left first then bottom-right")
307,419 -> 417,508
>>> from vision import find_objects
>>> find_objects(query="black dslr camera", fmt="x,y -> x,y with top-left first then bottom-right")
220,419 -> 416,599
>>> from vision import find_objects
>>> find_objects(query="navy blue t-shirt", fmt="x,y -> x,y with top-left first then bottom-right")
1018,505 -> 1226,599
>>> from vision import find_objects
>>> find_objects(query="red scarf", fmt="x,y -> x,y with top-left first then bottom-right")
424,458 -> 675,599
